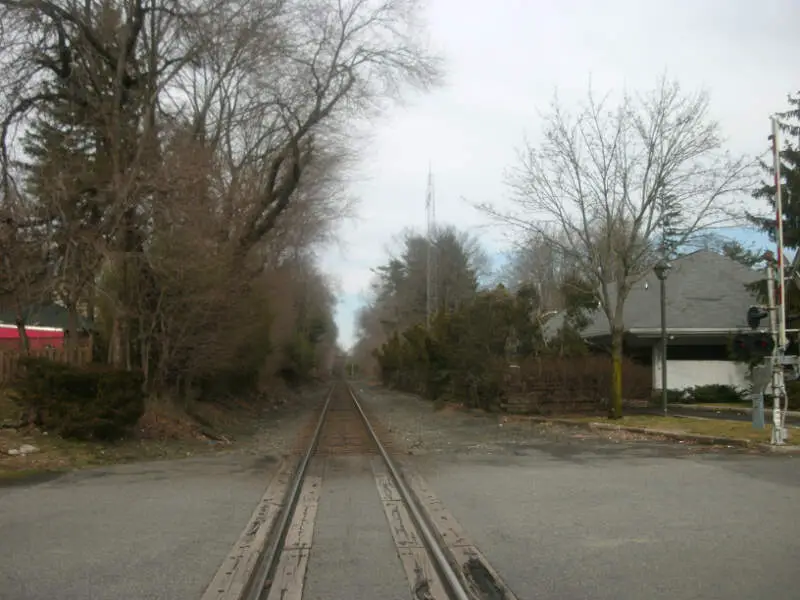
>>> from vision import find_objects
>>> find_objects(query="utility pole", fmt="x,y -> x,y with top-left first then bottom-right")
769,116 -> 789,445
425,164 -> 436,330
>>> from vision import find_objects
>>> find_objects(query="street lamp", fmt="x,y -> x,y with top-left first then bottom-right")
653,259 -> 671,415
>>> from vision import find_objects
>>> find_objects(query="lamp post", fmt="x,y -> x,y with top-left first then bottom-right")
654,260 -> 671,415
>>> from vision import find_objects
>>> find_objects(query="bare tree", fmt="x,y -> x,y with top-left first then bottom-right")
501,225 -> 578,310
0,0 -> 440,409
175,0 -> 441,262
482,78 -> 754,418
0,188 -> 51,353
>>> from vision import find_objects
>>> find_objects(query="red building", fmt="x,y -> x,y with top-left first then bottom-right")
0,324 -> 65,350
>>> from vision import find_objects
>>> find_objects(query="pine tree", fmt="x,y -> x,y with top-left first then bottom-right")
746,92 -> 800,323
22,99 -> 100,219
19,63 -> 106,362
749,91 -> 800,248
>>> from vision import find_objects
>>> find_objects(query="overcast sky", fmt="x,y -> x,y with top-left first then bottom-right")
319,0 -> 800,350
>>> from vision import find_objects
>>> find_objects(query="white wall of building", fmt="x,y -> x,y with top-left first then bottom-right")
652,344 -> 750,391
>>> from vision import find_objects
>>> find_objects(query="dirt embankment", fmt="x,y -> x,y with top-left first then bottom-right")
0,382 -> 327,480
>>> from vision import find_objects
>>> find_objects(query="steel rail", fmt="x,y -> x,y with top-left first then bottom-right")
240,384 -> 336,600
346,384 -> 473,600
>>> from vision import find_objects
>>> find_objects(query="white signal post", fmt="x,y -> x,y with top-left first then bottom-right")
770,116 -> 789,445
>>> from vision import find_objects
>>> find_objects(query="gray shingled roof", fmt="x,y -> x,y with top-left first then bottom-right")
544,250 -> 762,338
0,303 -> 92,331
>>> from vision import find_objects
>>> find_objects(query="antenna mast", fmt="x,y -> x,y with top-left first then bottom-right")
425,164 -> 437,330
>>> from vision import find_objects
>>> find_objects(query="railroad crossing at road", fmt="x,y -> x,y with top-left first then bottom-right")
2,384 -> 800,600
203,383 -> 513,600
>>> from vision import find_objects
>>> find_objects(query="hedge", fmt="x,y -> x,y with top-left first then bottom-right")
14,357 -> 145,441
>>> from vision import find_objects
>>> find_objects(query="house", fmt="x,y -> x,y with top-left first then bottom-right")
0,303 -> 93,351
0,324 -> 65,350
544,250 -> 763,392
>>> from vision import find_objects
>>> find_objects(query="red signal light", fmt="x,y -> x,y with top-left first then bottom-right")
752,333 -> 775,356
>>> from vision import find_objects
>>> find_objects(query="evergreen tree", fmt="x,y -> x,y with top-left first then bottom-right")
22,99 -> 100,222
18,58 -> 107,361
749,91 -> 800,247
746,92 -> 800,324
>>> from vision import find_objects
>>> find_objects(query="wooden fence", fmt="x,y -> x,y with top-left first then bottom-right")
499,355 -> 652,415
0,345 -> 92,384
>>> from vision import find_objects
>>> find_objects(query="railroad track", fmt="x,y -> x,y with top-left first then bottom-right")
201,382 -> 515,600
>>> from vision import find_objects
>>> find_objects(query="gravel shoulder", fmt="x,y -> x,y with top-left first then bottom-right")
0,386 -> 326,600
354,382 -> 744,460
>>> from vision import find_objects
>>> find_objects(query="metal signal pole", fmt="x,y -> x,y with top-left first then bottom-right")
770,116 -> 789,444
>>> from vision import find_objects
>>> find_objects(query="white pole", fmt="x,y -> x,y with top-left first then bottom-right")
770,116 -> 788,444
772,117 -> 787,349
766,261 -> 786,444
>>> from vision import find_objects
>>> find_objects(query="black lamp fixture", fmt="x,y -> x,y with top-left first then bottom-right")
653,259 -> 671,281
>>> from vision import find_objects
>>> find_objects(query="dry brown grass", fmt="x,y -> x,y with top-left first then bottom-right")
0,389 -> 278,481
136,400 -> 205,441
566,415 -> 798,445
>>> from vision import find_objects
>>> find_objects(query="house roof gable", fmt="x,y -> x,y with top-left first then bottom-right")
545,249 -> 762,338
0,303 -> 92,331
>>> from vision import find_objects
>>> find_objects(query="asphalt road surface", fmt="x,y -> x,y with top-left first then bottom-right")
414,447 -> 800,600
0,455 -> 284,600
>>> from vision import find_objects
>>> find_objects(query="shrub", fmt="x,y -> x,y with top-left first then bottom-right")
650,389 -> 686,406
784,381 -> 800,410
14,357 -> 145,441
682,384 -> 747,405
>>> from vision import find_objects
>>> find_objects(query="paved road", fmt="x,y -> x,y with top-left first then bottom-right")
5,383 -> 800,600
0,455 -> 281,600
413,445 -> 800,600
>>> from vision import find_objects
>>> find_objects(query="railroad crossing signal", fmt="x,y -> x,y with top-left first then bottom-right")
732,332 -> 775,361
751,333 -> 774,356
732,305 -> 775,360
732,334 -> 748,358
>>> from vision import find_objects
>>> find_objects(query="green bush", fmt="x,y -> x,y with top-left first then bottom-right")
785,381 -> 800,410
682,384 -> 747,404
15,357 -> 145,441
650,389 -> 686,406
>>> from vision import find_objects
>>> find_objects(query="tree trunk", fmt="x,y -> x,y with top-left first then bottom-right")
609,325 -> 624,419
123,316 -> 132,370
14,316 -> 30,355
141,338 -> 150,389
86,286 -> 96,330
65,302 -> 79,365
108,315 -> 123,367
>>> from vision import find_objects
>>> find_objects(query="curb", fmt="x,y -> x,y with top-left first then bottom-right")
525,416 -> 800,453
671,403 -> 800,419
